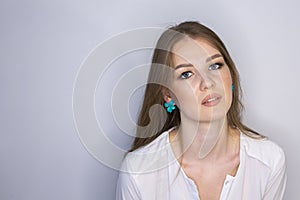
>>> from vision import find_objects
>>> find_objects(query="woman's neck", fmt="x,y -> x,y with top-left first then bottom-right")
170,117 -> 239,163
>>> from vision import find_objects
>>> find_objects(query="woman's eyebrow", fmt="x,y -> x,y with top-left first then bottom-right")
174,63 -> 193,70
206,53 -> 222,62
175,53 -> 222,70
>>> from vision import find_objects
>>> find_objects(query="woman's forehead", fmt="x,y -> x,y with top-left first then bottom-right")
171,38 -> 221,65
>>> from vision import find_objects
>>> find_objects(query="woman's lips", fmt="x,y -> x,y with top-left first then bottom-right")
201,94 -> 222,106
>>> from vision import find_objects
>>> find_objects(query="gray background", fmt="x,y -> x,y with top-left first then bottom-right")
1,0 -> 299,199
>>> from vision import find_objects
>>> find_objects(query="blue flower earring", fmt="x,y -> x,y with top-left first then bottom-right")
164,99 -> 176,113
232,84 -> 235,91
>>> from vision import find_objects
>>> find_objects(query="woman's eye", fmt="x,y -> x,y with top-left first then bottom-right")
208,63 -> 224,70
179,71 -> 194,79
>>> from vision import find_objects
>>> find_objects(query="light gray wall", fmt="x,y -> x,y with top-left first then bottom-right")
1,0 -> 299,199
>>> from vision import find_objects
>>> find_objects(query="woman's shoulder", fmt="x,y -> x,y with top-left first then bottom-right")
240,132 -> 286,170
121,129 -> 174,174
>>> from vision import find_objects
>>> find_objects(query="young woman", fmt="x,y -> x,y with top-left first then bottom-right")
116,21 -> 286,200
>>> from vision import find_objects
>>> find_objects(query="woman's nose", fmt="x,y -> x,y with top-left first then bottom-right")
199,75 -> 214,91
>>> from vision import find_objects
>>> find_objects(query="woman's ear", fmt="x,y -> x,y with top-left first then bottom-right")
162,88 -> 173,103
164,96 -> 172,103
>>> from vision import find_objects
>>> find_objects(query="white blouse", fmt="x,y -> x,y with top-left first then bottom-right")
116,128 -> 287,200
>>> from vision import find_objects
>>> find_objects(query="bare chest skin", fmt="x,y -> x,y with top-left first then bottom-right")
182,155 -> 240,200
170,128 -> 240,200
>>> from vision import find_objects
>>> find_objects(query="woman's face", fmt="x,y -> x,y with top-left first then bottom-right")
167,37 -> 233,122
